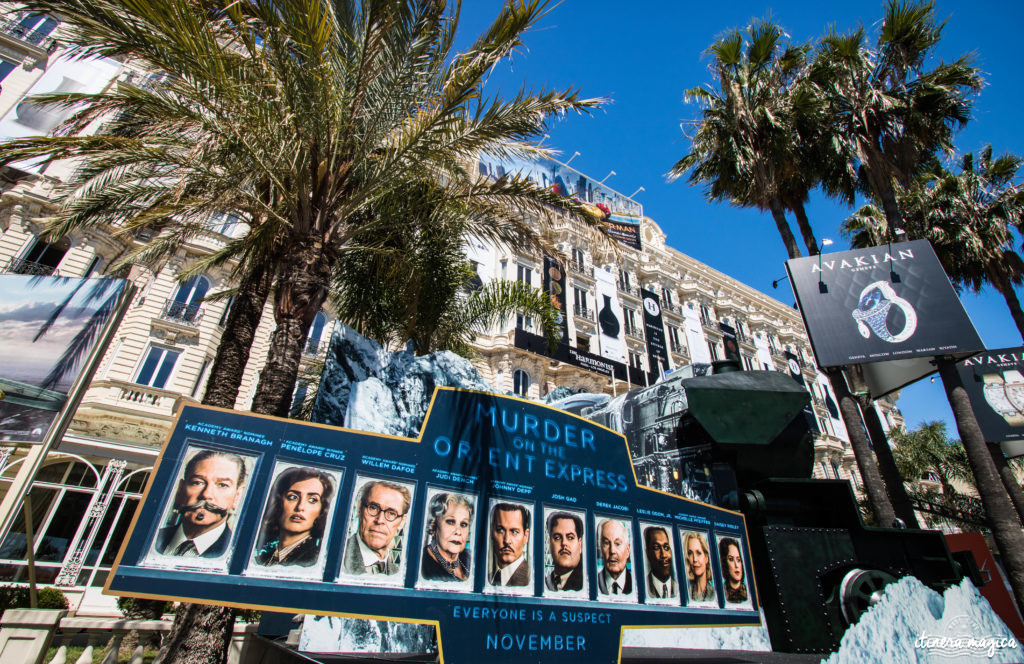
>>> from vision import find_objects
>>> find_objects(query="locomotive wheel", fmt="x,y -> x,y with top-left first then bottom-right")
838,568 -> 897,626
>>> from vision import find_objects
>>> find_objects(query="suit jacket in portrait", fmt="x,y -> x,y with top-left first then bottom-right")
342,532 -> 400,575
490,556 -> 530,586
155,524 -> 232,559
545,564 -> 583,592
597,567 -> 633,595
646,572 -> 678,599
254,535 -> 321,567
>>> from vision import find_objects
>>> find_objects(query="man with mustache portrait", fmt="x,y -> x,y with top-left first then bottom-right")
487,502 -> 530,587
155,449 -> 247,558
545,511 -> 583,592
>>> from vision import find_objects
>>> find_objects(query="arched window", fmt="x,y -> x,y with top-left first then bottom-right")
13,237 -> 69,275
167,275 -> 210,323
513,369 -> 530,397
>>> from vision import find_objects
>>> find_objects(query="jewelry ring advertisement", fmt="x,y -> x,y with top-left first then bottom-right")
106,388 -> 759,663
785,239 -> 983,396
957,347 -> 1024,457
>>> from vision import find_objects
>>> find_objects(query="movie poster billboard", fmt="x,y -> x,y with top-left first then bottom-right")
0,275 -> 129,443
477,153 -> 643,250
107,389 -> 760,664
595,270 -> 626,364
640,289 -> 668,374
957,347 -> 1024,457
543,255 -> 570,346
785,240 -> 984,397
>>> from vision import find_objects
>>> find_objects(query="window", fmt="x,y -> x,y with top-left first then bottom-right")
623,308 -> 638,336
167,275 -> 210,323
218,296 -> 234,326
707,341 -> 719,361
662,288 -> 674,308
699,304 -> 713,326
191,357 -> 212,398
135,346 -> 180,388
629,351 -> 644,370
619,270 -> 631,291
13,238 -> 68,275
573,287 -> 588,317
84,253 -> 102,277
290,381 -> 310,418
576,335 -> 590,354
516,265 -> 533,330
667,326 -> 682,352
743,355 -> 754,371
571,247 -> 585,270
831,462 -> 843,479
513,369 -> 530,397
12,13 -> 59,45
0,60 -> 16,83
304,312 -> 328,354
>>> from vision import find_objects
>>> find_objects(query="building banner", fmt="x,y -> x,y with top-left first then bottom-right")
752,334 -> 774,371
718,323 -> 740,363
107,390 -> 759,663
784,351 -> 819,435
543,256 -> 570,346
514,330 -> 627,382
957,347 -> 1024,457
785,240 -> 983,397
0,275 -> 129,443
595,270 -> 626,365
814,374 -> 849,442
639,289 -> 668,374
682,306 -> 711,366
604,215 -> 641,251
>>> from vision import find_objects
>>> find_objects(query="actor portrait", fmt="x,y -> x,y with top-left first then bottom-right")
683,530 -> 716,604
596,517 -> 634,599
544,510 -> 584,593
643,524 -> 678,602
152,447 -> 252,564
486,501 -> 531,589
250,464 -> 338,572
340,477 -> 413,579
420,491 -> 474,584
718,536 -> 750,606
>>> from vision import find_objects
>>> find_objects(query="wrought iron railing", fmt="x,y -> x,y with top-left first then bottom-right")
9,259 -> 55,276
160,300 -> 202,325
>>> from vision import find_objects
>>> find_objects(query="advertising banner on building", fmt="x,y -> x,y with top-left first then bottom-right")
640,289 -> 668,374
784,351 -> 820,435
815,374 -> 849,442
0,275 -> 129,443
0,56 -> 120,172
785,240 -> 984,397
719,323 -> 740,363
682,306 -> 712,366
514,330 -> 627,382
107,390 -> 759,663
543,256 -> 570,346
957,347 -> 1024,457
595,270 -> 626,365
753,334 -> 774,371
477,154 -> 643,250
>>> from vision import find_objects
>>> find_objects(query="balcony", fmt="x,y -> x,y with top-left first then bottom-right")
617,282 -> 640,299
0,16 -> 59,53
302,339 -> 330,359
8,258 -> 55,276
159,301 -> 203,326
568,261 -> 590,277
573,304 -> 593,320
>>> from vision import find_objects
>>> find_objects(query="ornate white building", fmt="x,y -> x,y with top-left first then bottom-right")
0,11 -> 893,614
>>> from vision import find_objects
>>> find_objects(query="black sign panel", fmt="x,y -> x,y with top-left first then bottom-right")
514,329 -> 632,382
784,351 -> 820,435
107,390 -> 759,663
957,347 -> 1024,457
640,289 -> 669,373
604,215 -> 641,250
785,240 -> 983,397
543,256 -> 570,346
719,323 -> 740,363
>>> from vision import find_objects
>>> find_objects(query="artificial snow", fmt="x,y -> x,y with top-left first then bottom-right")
622,612 -> 772,651
822,576 -> 1020,663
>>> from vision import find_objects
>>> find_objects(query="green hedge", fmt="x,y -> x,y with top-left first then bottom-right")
0,585 -> 70,616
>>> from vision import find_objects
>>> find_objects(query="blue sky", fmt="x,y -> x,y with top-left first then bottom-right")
456,0 -> 1024,434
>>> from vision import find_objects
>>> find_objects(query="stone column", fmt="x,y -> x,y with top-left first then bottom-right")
0,608 -> 67,664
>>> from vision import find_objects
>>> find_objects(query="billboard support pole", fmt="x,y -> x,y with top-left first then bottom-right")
988,442 -> 1024,524
0,283 -> 135,542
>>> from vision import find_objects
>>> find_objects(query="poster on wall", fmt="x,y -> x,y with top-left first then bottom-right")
784,350 -> 820,435
543,255 -> 570,346
0,275 -> 129,443
719,323 -> 740,363
106,389 -> 759,664
785,240 -> 983,397
640,288 -> 668,374
957,347 -> 1024,457
595,270 -> 626,364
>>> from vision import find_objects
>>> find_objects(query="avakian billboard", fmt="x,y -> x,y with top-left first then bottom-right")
0,275 -> 129,443
785,240 -> 983,397
107,389 -> 760,663
957,347 -> 1024,458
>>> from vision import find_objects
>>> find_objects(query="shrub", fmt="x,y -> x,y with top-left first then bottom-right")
0,584 -> 69,616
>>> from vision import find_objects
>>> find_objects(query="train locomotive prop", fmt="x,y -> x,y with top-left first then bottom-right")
562,359 -> 985,654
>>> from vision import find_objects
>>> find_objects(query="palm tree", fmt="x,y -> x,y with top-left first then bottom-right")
809,0 -> 982,233
673,16 -> 904,527
670,17 -> 809,259
1,1 -> 605,661
842,147 -> 1024,339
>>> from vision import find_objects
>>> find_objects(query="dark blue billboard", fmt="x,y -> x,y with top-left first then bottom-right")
106,388 -> 758,663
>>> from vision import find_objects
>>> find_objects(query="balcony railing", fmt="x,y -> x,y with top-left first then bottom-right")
568,260 -> 588,276
669,341 -> 687,355
302,339 -> 330,358
8,259 -> 55,276
160,301 -> 202,326
0,16 -> 59,51
573,304 -> 593,320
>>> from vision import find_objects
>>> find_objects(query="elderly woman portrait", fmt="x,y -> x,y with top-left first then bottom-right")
719,537 -> 748,604
254,466 -> 335,567
421,492 -> 474,582
683,531 -> 715,602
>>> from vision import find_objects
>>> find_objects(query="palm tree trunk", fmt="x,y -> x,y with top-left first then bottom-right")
824,367 -> 898,526
989,269 -> 1024,342
790,200 -> 819,256
202,260 -> 275,409
937,358 -> 1024,613
988,442 -> 1024,526
769,200 -> 802,260
151,603 -> 236,664
252,236 -> 335,417
858,398 -> 921,527
860,147 -> 904,234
